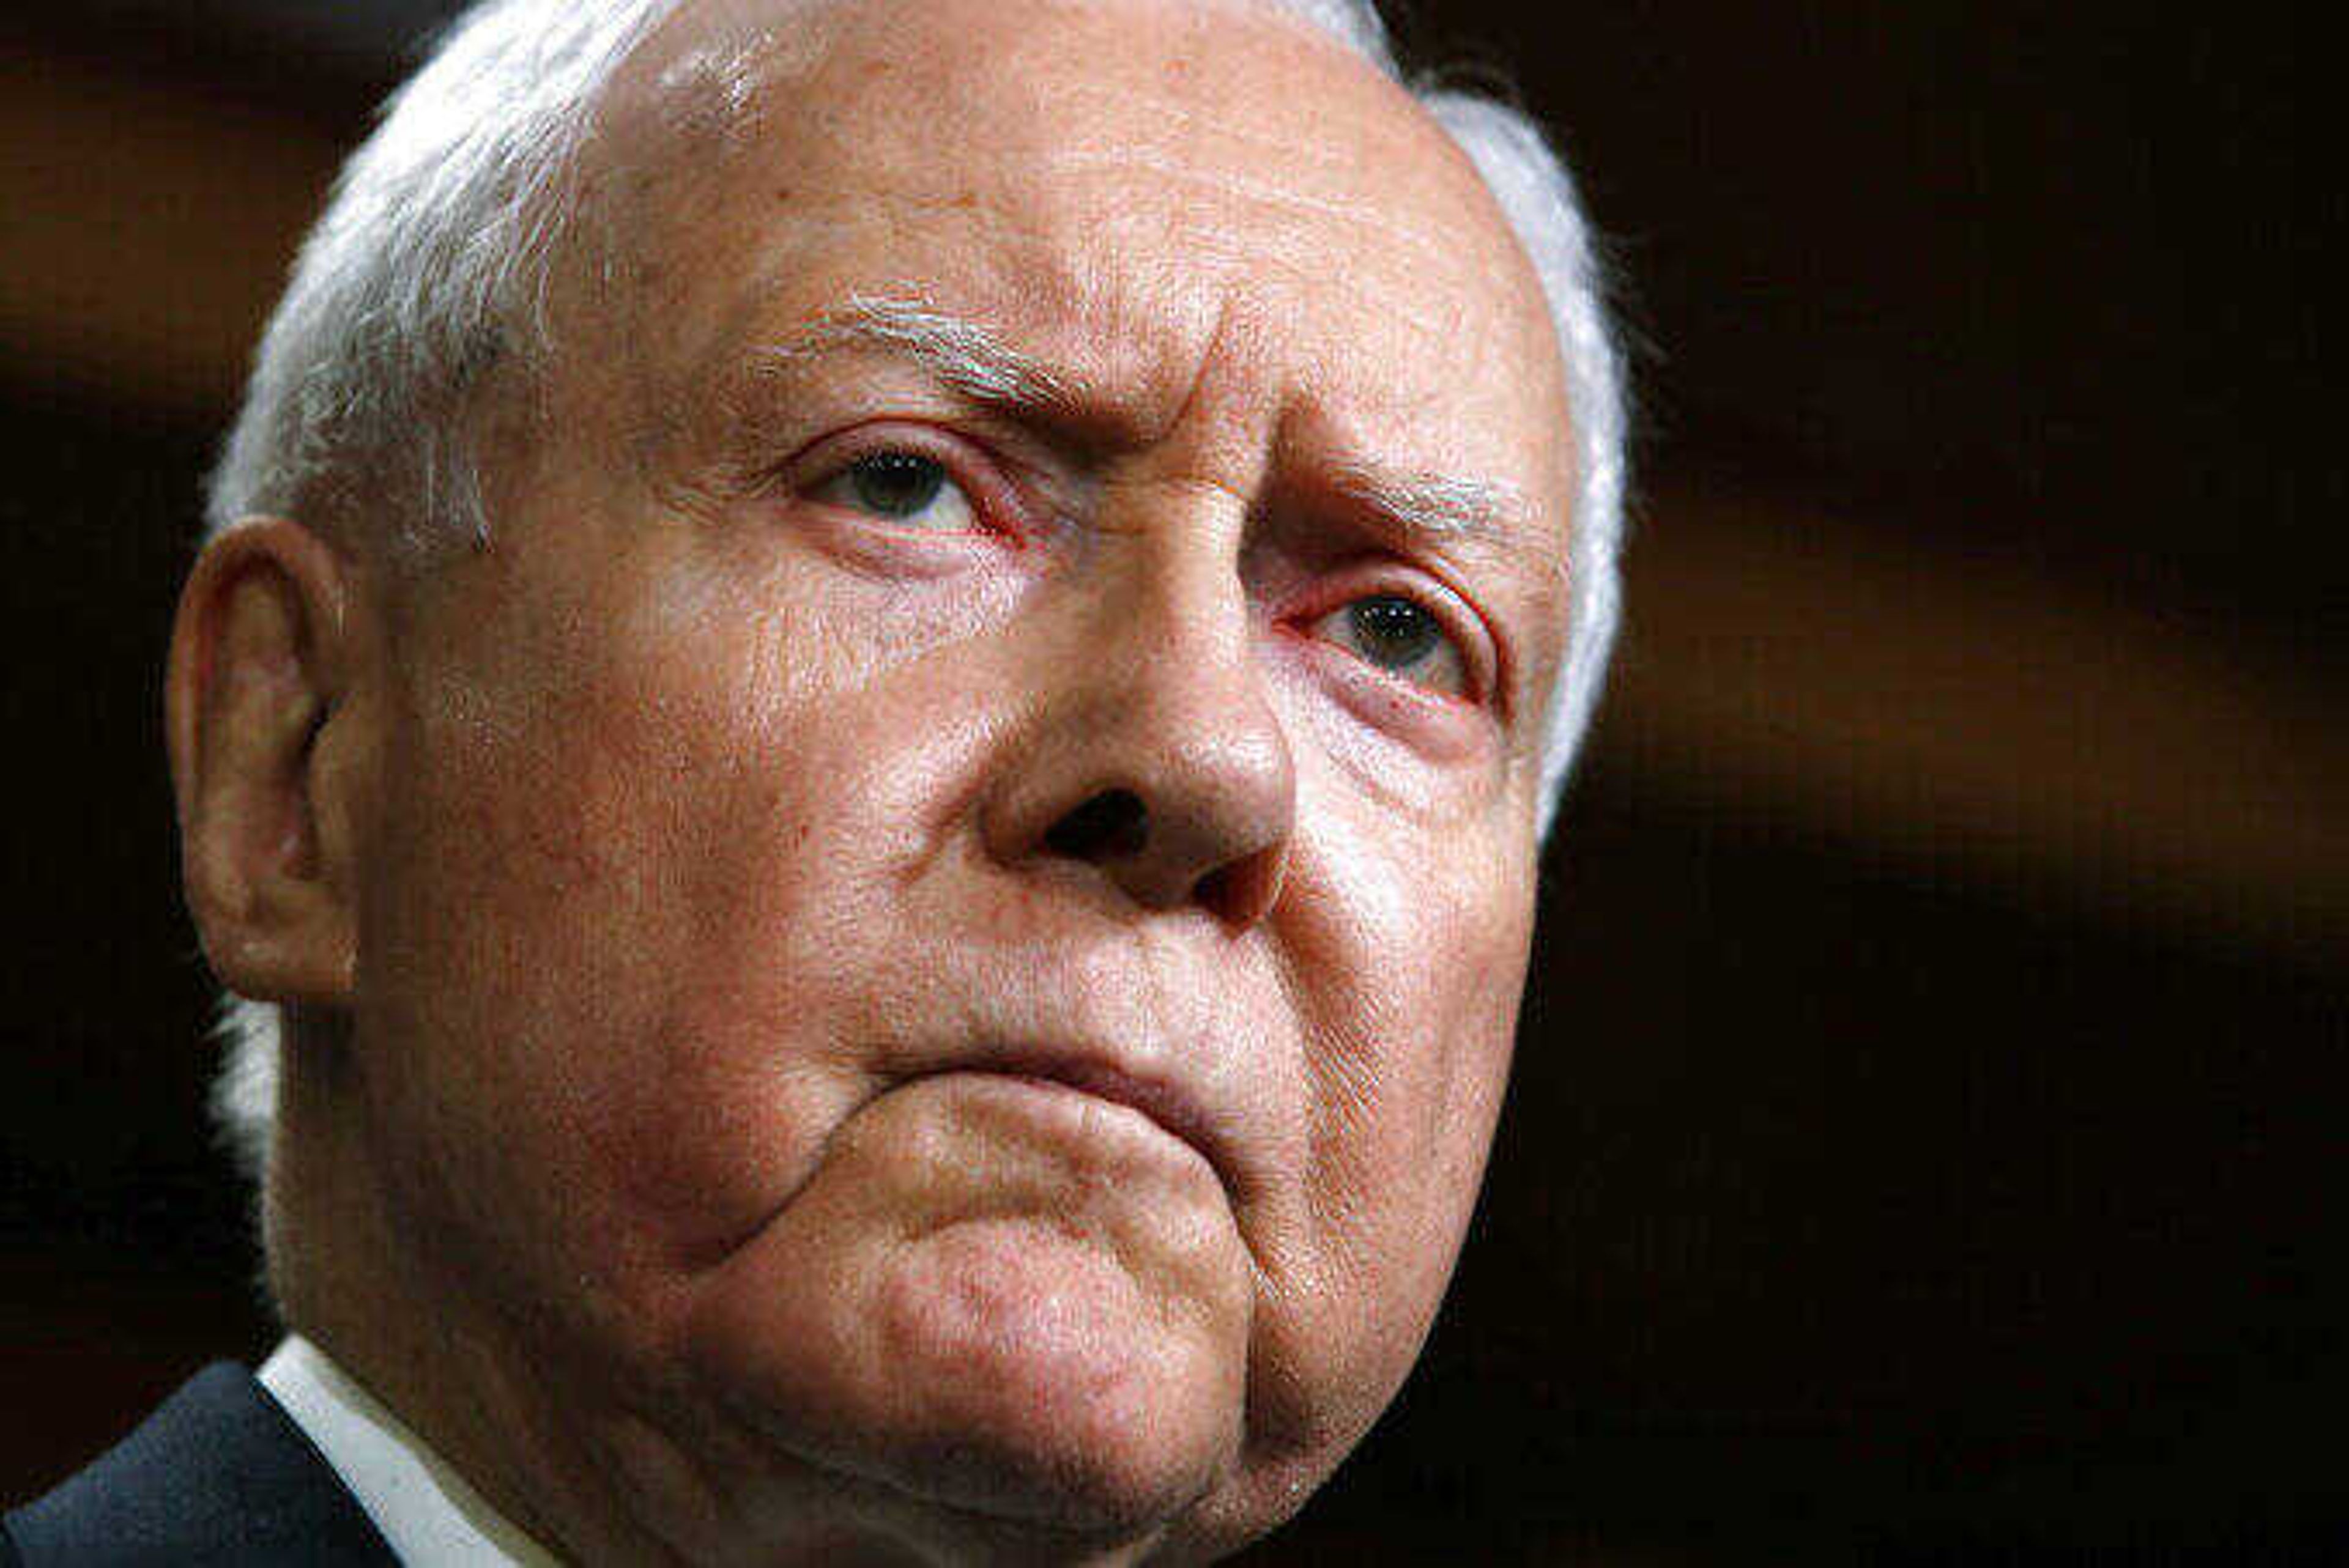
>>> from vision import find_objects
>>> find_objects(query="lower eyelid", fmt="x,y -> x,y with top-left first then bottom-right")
1285,632 -> 1493,764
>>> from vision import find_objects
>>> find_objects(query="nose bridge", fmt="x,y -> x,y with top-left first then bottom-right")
983,472 -> 1295,929
1096,476 -> 1259,725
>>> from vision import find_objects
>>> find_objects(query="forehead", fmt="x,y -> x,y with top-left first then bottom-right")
585,0 -> 1570,508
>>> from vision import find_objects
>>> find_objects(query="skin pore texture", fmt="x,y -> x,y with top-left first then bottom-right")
169,0 -> 1579,1561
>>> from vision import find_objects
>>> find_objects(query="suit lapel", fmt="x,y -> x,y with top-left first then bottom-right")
5,1363 -> 398,1566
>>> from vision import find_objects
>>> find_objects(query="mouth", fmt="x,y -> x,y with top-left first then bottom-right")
908,1048 -> 1241,1200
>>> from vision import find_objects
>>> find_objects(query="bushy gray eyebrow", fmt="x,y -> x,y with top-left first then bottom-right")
1326,461 -> 1529,545
742,292 -> 1542,564
743,293 -> 1072,410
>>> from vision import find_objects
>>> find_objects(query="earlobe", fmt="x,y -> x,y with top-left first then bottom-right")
166,517 -> 365,1007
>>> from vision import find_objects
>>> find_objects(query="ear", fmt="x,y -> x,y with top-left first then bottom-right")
166,517 -> 366,1007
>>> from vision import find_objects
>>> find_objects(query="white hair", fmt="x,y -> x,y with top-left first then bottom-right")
206,0 -> 1628,1200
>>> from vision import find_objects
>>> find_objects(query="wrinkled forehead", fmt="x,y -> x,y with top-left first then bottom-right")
570,0 -> 1571,511
609,0 -> 1417,166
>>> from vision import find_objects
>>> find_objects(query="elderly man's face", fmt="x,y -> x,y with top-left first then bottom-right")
342,0 -> 1572,1557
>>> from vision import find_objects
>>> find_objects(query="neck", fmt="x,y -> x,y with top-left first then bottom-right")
269,1047 -> 706,1565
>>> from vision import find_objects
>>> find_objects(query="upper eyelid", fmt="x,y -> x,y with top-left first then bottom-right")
807,447 -> 956,499
1255,487 -> 1518,710
1399,566 -> 1512,722
785,422 -> 1039,533
820,413 -> 1067,493
1291,563 -> 1502,713
790,423 -> 970,483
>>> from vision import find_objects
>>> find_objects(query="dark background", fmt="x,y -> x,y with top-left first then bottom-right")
1,2 -> 2336,1561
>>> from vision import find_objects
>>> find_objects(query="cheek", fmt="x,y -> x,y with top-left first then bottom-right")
1240,812 -> 1532,1471
357,536 -> 1030,1314
357,561 -> 875,1293
1297,790 -> 1533,1222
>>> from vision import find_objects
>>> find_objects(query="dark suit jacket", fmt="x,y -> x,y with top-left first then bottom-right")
2,1363 -> 397,1566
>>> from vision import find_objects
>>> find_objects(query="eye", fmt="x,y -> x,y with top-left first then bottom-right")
1311,593 -> 1471,698
807,450 -> 978,532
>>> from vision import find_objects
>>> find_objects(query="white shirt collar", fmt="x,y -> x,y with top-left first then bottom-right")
258,1334 -> 566,1566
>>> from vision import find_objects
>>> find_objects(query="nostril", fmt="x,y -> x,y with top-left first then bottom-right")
1043,788 -> 1150,862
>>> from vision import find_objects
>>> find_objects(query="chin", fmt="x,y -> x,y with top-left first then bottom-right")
680,1233 -> 1251,1558
674,1066 -> 1263,1546
755,1273 -> 1241,1534
664,1344 -> 1247,1568
877,1403 -> 1233,1541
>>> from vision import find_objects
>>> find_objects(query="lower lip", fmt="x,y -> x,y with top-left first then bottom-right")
926,1070 -> 1219,1184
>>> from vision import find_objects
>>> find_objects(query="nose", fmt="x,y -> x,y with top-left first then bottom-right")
981,540 -> 1294,933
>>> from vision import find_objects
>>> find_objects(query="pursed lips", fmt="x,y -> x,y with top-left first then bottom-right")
899,1042 -> 1246,1204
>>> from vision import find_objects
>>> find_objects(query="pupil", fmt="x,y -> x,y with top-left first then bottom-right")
1349,596 -> 1438,667
850,452 -> 944,517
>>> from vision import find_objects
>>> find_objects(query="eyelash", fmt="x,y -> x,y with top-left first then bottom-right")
1286,574 -> 1491,709
792,426 -> 1037,542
